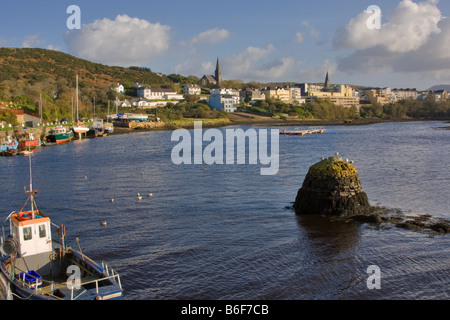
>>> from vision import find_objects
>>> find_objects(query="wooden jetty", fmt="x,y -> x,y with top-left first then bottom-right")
280,128 -> 325,136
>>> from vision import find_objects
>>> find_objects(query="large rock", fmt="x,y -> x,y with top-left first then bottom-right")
293,157 -> 370,216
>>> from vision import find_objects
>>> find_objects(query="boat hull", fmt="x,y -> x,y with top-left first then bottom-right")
46,130 -> 74,144
18,140 -> 38,150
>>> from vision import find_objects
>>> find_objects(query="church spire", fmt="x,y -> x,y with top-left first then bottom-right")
215,57 -> 222,87
324,71 -> 330,89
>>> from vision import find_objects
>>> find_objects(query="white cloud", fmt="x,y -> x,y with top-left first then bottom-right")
297,60 -> 338,83
223,44 -> 291,81
334,0 -> 441,53
333,0 -> 450,81
22,34 -> 45,48
64,14 -> 171,67
295,32 -> 304,44
189,28 -> 230,45
302,21 -> 320,38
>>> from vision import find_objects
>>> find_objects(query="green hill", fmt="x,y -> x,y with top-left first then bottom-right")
0,47 -> 168,87
0,48 -> 199,121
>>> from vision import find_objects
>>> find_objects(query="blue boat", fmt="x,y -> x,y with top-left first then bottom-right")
0,156 -> 123,300
0,138 -> 18,156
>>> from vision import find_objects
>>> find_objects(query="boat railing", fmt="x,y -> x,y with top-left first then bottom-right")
11,263 -> 122,300
68,273 -> 122,300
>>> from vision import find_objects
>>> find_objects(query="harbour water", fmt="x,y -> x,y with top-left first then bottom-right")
1,121 -> 449,300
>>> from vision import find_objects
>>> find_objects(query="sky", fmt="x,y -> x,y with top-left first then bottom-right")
1,0 -> 450,90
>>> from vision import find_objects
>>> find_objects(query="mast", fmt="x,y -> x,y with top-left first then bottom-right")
27,154 -> 37,219
76,74 -> 79,123
39,94 -> 42,125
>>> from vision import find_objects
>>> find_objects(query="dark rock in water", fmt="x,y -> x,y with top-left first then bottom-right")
293,157 -> 371,216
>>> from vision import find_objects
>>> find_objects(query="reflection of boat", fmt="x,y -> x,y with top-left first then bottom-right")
0,156 -> 123,300
46,126 -> 74,144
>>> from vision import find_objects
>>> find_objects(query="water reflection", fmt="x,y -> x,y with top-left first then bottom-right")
295,214 -> 362,252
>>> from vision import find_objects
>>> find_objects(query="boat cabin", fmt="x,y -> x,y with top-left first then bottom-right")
51,126 -> 67,134
7,210 -> 54,275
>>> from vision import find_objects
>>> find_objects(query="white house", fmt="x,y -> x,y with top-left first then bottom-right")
209,93 -> 238,113
114,98 -> 131,108
183,84 -> 201,95
210,88 -> 240,106
112,83 -> 125,94
137,87 -> 184,100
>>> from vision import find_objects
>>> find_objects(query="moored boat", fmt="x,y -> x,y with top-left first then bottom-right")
45,126 -> 74,144
0,137 -> 19,156
0,156 -> 123,300
18,132 -> 38,150
103,122 -> 114,134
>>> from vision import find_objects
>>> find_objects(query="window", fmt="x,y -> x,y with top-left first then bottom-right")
39,224 -> 46,238
23,227 -> 32,241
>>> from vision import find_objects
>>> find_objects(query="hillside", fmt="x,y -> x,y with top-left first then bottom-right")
427,85 -> 450,91
0,47 -> 169,88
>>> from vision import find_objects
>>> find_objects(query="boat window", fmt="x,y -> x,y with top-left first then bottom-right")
23,227 -> 32,241
39,224 -> 46,238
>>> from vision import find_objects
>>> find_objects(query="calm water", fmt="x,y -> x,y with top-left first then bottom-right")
1,121 -> 449,300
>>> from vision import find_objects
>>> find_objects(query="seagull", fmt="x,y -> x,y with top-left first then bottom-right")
147,193 -> 153,197
109,198 -> 114,202
335,152 -> 339,156
137,193 -> 142,200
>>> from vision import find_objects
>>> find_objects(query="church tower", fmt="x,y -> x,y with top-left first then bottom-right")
215,58 -> 222,87
324,71 -> 330,90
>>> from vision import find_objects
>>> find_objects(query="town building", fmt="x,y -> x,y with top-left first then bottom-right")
364,88 -> 392,105
391,88 -> 419,101
301,73 -> 360,108
137,87 -> 184,101
111,83 -> 125,95
240,88 -> 266,102
209,94 -> 237,113
183,84 -> 201,95
263,87 -> 291,103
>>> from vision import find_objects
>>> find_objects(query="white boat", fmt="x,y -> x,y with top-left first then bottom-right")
73,123 -> 89,134
0,156 -> 123,300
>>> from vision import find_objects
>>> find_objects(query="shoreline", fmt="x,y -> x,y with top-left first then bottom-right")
2,115 -> 449,141
109,114 -> 450,136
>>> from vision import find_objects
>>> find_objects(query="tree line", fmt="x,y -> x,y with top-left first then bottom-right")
247,96 -> 450,121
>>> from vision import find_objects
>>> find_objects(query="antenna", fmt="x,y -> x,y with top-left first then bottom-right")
25,153 -> 38,219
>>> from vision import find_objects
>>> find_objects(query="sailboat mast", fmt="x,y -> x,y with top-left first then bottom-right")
76,74 -> 79,123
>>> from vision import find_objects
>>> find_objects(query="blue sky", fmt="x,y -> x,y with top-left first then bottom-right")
1,0 -> 450,90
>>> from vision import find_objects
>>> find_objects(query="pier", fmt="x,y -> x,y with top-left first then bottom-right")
279,128 -> 325,136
